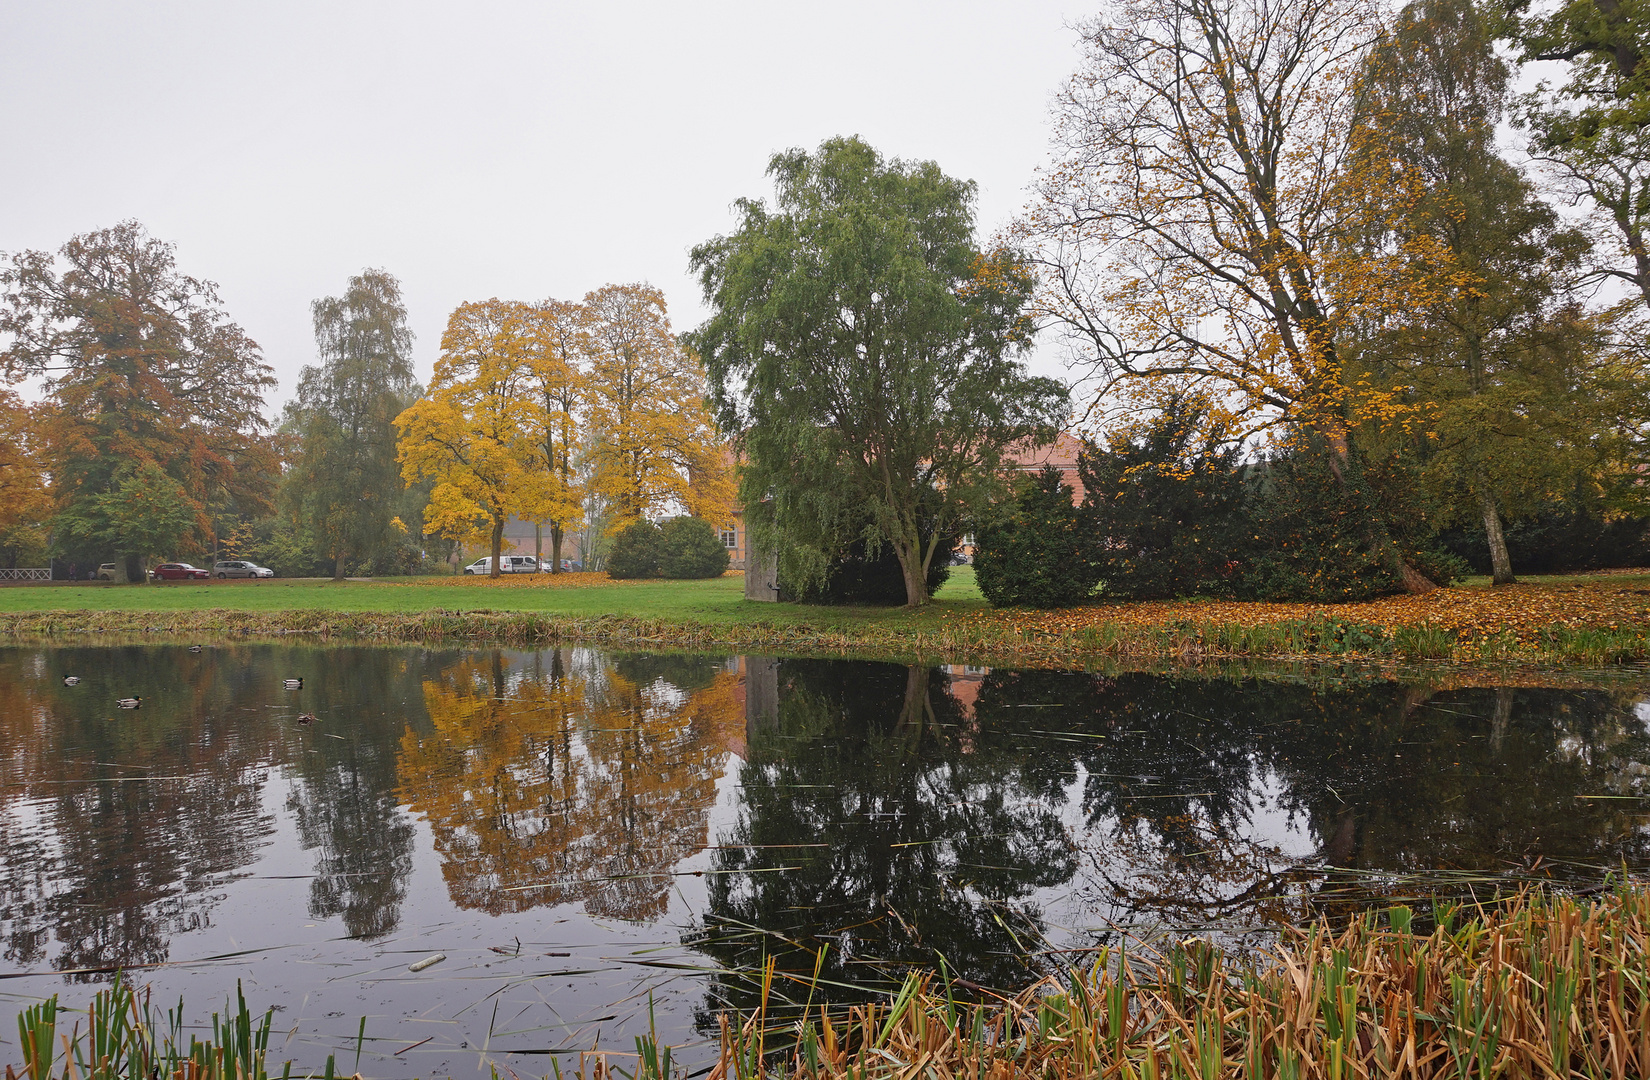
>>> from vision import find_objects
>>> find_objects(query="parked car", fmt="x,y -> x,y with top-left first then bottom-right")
213,560 -> 274,579
463,555 -> 543,575
95,563 -> 120,581
559,559 -> 584,571
151,562 -> 210,580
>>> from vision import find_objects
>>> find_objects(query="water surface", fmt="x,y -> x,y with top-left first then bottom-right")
0,645 -> 1646,1075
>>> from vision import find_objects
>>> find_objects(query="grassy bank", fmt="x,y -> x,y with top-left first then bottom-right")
703,886 -> 1650,1080
2,568 -> 1650,666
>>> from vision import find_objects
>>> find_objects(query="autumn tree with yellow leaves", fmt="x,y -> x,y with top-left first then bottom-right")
582,284 -> 732,526
396,300 -> 538,578
517,300 -> 587,572
395,286 -> 729,576
1020,0 -> 1447,593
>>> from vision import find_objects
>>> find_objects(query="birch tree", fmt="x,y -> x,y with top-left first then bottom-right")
284,269 -> 418,579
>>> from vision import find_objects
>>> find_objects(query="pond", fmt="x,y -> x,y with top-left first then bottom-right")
0,644 -> 1646,1076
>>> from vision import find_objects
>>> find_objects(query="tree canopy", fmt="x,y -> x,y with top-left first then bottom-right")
689,136 -> 1068,606
0,221 -> 276,578
282,268 -> 420,578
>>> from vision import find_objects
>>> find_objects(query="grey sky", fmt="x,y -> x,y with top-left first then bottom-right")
1,1 -> 1086,411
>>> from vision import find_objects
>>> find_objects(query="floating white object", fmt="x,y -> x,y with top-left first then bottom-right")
408,953 -> 446,972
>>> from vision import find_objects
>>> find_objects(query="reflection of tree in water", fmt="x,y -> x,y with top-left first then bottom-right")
397,649 -> 743,921
690,660 -> 1077,1017
280,647 -> 437,939
0,646 -> 283,976
971,671 -> 1650,927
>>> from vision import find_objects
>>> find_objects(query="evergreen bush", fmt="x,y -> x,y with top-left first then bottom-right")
1437,481 -> 1650,574
974,467 -> 1098,608
660,516 -> 731,579
785,527 -> 956,605
1239,438 -> 1464,602
606,519 -> 664,579
1078,399 -> 1248,600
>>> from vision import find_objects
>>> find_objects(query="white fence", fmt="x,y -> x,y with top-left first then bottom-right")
0,568 -> 50,582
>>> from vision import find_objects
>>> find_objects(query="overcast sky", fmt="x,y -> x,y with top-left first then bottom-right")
0,2 -> 1088,412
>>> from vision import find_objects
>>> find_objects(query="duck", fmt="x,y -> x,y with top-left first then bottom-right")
188,645 -> 203,654
115,697 -> 142,709
62,676 -> 80,686
296,713 -> 318,725
283,678 -> 303,690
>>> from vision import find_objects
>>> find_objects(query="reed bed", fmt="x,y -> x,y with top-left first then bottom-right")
702,887 -> 1650,1080
7,977 -> 350,1080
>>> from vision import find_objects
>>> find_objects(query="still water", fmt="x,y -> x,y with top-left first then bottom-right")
0,644 -> 1647,1075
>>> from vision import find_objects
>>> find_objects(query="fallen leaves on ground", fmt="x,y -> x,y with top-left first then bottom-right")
390,572 -> 651,589
996,577 -> 1650,644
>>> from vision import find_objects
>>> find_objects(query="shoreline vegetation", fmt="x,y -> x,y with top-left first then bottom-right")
14,888 -> 1650,1079
702,887 -> 1650,1080
1,568 -> 1650,668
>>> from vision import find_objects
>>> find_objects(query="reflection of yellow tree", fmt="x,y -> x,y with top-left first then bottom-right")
397,651 -> 743,921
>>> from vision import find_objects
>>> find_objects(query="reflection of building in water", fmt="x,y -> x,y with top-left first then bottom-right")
940,664 -> 989,721
396,650 -> 745,921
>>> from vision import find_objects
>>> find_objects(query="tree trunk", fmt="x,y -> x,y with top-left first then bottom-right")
125,554 -> 145,584
1476,477 -> 1516,585
893,538 -> 927,608
551,524 -> 564,574
896,665 -> 934,746
534,523 -> 542,575
1320,424 -> 1439,594
332,542 -> 346,582
1490,686 -> 1513,752
490,515 -> 505,579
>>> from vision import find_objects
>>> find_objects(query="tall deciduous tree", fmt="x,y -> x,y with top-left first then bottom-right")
396,300 -> 536,578
582,284 -> 731,527
518,300 -> 588,571
1018,0 -> 1443,594
283,269 -> 419,579
1521,111 -> 1650,317
1516,0 -> 1650,142
0,221 -> 276,580
689,137 -> 1067,607
1349,0 -> 1637,585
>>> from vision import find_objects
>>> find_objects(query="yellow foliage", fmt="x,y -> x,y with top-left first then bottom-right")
396,300 -> 542,572
582,284 -> 733,526
396,652 -> 745,919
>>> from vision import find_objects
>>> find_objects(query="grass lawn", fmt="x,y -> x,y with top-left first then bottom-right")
4,564 -> 1650,665
0,567 -> 990,629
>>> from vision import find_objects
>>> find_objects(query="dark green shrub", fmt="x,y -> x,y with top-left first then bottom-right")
606,519 -> 664,579
1079,398 -> 1248,600
1438,478 -> 1650,574
660,516 -> 730,579
789,528 -> 957,605
975,466 -> 1098,608
1238,437 -> 1463,602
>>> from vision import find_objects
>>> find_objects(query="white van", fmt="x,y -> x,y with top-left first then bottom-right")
462,555 -> 543,575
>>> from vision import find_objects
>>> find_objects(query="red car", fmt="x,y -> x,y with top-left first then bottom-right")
150,562 -> 210,581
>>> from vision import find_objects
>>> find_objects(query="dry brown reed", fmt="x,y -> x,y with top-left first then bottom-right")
707,887 -> 1650,1080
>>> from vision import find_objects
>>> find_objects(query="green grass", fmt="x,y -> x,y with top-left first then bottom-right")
6,565 -> 1650,668
0,568 -> 992,634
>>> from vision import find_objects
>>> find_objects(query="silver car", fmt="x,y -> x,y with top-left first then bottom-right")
463,555 -> 543,575
213,560 -> 274,579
